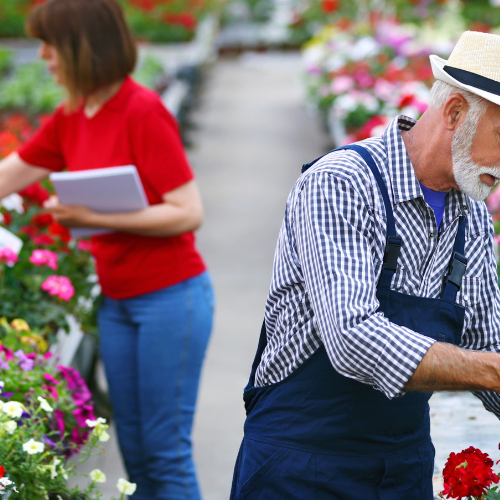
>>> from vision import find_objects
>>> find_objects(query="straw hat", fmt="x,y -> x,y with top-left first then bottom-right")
430,31 -> 500,106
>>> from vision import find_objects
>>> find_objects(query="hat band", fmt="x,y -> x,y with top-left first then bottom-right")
444,65 -> 500,97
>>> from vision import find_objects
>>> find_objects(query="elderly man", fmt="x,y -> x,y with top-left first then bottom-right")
230,31 -> 500,500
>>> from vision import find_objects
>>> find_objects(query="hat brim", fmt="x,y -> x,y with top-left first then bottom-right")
430,54 -> 500,106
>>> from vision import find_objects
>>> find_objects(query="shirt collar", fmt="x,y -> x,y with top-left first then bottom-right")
382,115 -> 468,222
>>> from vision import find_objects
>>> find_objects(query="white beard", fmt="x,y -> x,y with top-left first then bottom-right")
452,113 -> 500,201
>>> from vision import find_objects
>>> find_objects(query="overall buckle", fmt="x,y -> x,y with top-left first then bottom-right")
383,236 -> 402,271
443,252 -> 467,289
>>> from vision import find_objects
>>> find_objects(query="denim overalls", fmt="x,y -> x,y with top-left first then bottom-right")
231,145 -> 467,500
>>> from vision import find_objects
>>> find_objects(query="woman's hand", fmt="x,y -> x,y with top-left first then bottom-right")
44,196 -> 98,228
42,180 -> 204,237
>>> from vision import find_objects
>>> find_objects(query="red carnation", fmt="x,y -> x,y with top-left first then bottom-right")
48,222 -> 71,243
31,213 -> 54,227
2,212 -> 12,225
442,446 -> 499,499
0,465 -> 4,478
33,233 -> 55,246
321,0 -> 339,14
19,183 -> 50,206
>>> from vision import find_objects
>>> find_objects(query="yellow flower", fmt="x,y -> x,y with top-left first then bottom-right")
10,319 -> 30,332
20,333 -> 48,353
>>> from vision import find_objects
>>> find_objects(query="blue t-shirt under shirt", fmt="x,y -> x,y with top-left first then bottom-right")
419,182 -> 448,229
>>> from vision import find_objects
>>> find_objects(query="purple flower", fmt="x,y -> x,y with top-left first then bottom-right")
14,350 -> 34,371
0,353 -> 9,370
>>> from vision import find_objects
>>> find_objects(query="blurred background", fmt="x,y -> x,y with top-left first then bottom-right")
1,0 -> 500,499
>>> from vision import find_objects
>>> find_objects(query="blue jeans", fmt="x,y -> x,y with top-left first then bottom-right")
98,272 -> 214,500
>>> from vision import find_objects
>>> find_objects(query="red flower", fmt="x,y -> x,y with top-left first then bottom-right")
33,233 -> 55,246
31,213 -> 54,227
163,12 -> 197,31
0,131 -> 22,159
321,0 -> 339,14
0,465 -> 4,478
3,114 -> 34,141
2,212 -> 12,225
442,446 -> 499,499
19,183 -> 50,206
48,222 -> 71,243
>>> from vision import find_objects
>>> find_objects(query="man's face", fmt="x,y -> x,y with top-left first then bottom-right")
452,102 -> 500,201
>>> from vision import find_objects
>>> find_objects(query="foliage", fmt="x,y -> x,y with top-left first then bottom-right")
134,54 -> 166,91
302,21 -> 448,144
0,113 -> 96,336
0,61 -> 64,116
0,0 -> 219,42
0,322 -> 135,500
222,0 -> 275,24
0,49 -> 13,77
121,0 -> 220,42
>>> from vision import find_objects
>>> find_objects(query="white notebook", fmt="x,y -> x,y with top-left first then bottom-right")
49,165 -> 149,238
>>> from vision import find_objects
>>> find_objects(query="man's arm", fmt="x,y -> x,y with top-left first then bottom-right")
405,342 -> 500,392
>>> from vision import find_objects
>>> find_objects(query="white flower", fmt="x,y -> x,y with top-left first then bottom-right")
1,420 -> 17,434
87,417 -> 110,441
2,401 -> 24,419
41,458 -> 61,480
0,380 -> 4,390
0,477 -> 12,486
99,429 -> 111,442
22,438 -> 44,454
117,478 -> 137,495
1,194 -> 24,213
37,396 -> 53,413
86,417 -> 106,428
89,469 -> 106,483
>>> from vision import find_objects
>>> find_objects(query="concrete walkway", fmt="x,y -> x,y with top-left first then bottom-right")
71,53 -> 500,499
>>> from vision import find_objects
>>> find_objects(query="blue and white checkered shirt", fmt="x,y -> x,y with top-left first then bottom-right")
256,115 -> 500,418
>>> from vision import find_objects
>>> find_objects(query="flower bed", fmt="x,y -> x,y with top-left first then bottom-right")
289,0 -> 500,47
0,318 -> 137,500
0,0 -> 221,43
302,20 -> 455,144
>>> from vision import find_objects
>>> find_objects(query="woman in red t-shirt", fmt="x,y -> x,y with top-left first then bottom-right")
0,1 -> 214,498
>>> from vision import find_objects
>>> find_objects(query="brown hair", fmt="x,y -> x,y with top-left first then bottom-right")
26,0 -> 137,110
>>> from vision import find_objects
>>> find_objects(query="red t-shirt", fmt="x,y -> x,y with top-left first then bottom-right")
18,76 -> 206,299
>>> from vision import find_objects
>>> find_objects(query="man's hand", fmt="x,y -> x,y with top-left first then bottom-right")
44,196 -> 97,228
405,342 -> 500,393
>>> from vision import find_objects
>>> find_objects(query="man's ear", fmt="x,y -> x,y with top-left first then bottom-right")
442,93 -> 469,131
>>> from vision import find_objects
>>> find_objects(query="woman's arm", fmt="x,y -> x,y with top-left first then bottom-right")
45,180 -> 204,237
0,153 -> 52,198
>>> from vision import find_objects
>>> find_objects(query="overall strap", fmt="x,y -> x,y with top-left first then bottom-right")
441,212 -> 468,302
303,145 -> 401,288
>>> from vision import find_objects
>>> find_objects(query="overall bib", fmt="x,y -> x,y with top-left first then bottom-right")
230,145 -> 467,500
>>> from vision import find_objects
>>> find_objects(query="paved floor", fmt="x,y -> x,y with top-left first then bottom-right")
69,53 -> 500,499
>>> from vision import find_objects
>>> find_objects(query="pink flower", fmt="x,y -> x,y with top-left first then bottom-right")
76,240 -> 92,252
0,247 -> 18,266
41,276 -> 75,301
29,249 -> 58,270
43,373 -> 59,385
42,384 -> 59,401
54,408 -> 65,436
331,75 -> 354,94
73,404 -> 96,427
